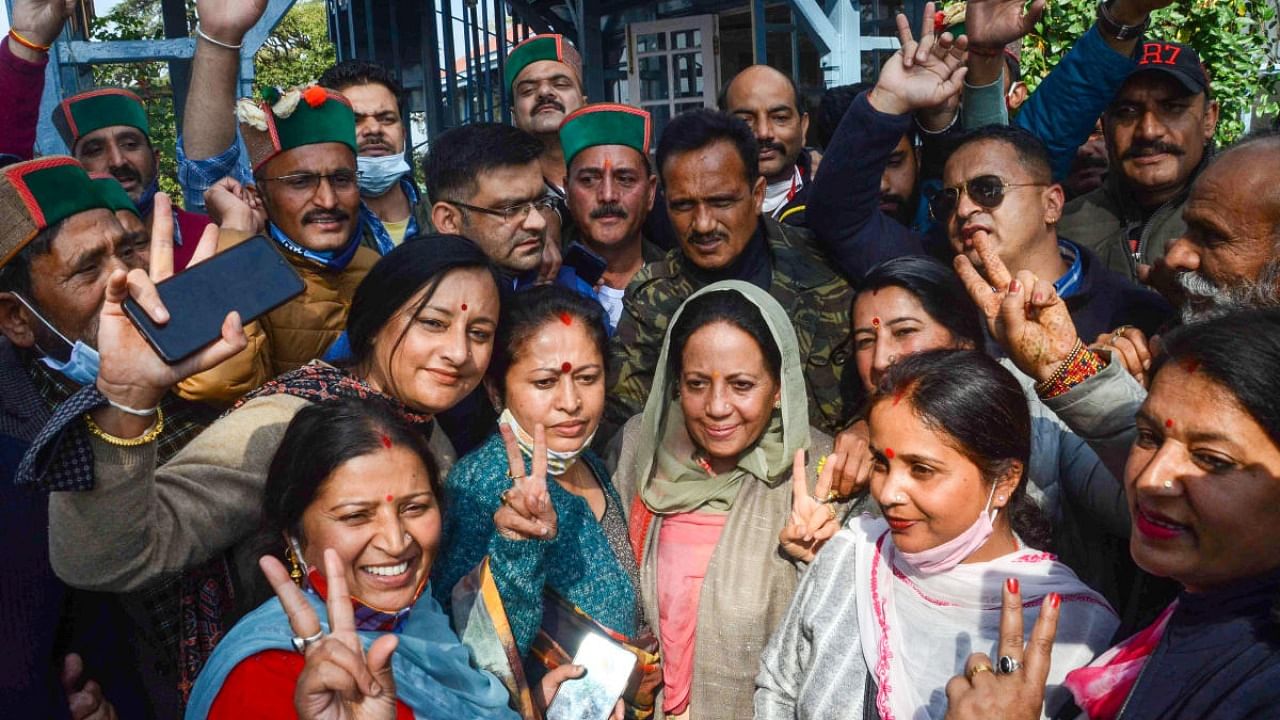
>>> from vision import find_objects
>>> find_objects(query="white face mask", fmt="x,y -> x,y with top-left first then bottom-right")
357,153 -> 411,197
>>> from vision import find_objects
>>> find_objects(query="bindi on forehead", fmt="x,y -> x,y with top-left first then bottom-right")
884,448 -> 895,459
385,494 -> 394,503
1165,419 -> 1175,429
561,362 -> 573,373
380,434 -> 392,449
559,311 -> 573,326
872,317 -> 882,329
460,303 -> 468,311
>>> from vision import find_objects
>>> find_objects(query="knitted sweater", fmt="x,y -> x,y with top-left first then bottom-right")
432,432 -> 639,654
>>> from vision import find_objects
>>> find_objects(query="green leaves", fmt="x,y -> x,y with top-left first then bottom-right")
1021,0 -> 1279,143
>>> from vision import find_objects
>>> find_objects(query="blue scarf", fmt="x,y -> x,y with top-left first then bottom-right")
135,177 -> 161,218
185,585 -> 518,719
268,219 -> 364,271
360,178 -> 422,255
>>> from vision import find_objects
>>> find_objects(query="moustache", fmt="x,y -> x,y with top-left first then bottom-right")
359,137 -> 392,152
1123,141 -> 1184,160
534,97 -> 565,114
111,166 -> 141,184
590,202 -> 628,220
302,209 -> 351,225
758,140 -> 786,155
688,232 -> 727,246
1176,271 -> 1220,298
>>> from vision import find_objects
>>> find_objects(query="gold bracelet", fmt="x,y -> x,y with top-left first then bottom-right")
83,407 -> 165,447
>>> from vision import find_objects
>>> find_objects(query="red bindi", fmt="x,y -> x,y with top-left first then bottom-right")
559,312 -> 573,326
385,494 -> 394,503
561,362 -> 573,373
872,317 -> 881,328
884,448 -> 895,459
379,434 -> 392,449
1165,419 -> 1174,429
460,303 -> 468,311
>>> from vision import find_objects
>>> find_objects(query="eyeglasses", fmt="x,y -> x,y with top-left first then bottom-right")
258,170 -> 358,194
927,175 -> 1048,221
445,196 -> 558,222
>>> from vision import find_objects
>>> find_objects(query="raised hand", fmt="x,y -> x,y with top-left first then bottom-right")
494,422 -> 558,540
204,176 -> 267,235
195,0 -> 272,44
8,0 -> 76,55
93,194 -> 247,420
780,449 -> 841,563
954,231 -> 1079,384
537,229 -> 564,286
867,2 -> 969,116
944,580 -> 1058,720
61,653 -> 118,720
828,419 -> 873,500
963,0 -> 1047,50
261,550 -> 399,720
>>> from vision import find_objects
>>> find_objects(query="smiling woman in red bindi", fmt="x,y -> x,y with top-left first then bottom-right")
756,350 -> 1118,720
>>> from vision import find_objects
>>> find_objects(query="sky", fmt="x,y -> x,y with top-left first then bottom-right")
1,0 -> 127,35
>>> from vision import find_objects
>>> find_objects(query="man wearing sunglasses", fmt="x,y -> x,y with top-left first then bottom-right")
808,3 -> 1169,342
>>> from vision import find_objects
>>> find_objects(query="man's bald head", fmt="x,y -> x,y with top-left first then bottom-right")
1163,130 -> 1280,321
720,65 -> 809,183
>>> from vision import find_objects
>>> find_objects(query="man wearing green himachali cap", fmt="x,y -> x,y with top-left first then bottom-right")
560,103 -> 666,329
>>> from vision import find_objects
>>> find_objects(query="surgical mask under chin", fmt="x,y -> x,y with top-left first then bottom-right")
357,153 -> 411,197
896,483 -> 999,574
11,293 -> 100,386
498,408 -> 595,477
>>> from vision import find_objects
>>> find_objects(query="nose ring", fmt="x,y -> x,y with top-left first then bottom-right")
1162,480 -> 1173,489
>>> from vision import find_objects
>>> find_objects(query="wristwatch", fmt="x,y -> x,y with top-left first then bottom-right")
1096,0 -> 1149,41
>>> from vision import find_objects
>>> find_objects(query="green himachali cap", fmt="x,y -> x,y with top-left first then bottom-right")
504,34 -> 583,95
237,85 -> 358,172
52,88 -> 151,151
559,104 -> 653,167
0,157 -> 115,268
91,177 -> 142,218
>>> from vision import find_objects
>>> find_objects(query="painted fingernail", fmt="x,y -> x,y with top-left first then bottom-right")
1049,592 -> 1061,608
1006,577 -> 1019,594
1008,279 -> 1020,293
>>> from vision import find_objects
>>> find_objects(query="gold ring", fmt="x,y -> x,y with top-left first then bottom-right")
505,469 -> 525,480
825,490 -> 847,503
1113,325 -> 1133,337
500,489 -> 512,505
826,504 -> 837,521
967,664 -> 993,680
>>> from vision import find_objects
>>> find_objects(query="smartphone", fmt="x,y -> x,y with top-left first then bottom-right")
546,632 -> 637,720
563,242 -> 608,287
123,234 -> 305,363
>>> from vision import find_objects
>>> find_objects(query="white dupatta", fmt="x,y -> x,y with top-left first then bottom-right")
850,515 -> 1118,720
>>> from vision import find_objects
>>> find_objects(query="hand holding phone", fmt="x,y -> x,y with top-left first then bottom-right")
92,201 -> 249,429
546,633 -> 636,720
122,234 -> 304,363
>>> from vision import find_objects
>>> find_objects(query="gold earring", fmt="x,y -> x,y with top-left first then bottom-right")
286,545 -> 304,587
774,398 -> 782,410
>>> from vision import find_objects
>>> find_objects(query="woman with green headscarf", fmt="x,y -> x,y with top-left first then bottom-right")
609,281 -> 856,720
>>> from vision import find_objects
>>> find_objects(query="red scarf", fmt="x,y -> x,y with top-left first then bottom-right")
1063,602 -> 1178,719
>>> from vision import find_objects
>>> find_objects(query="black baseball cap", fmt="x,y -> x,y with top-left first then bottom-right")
1130,40 -> 1210,96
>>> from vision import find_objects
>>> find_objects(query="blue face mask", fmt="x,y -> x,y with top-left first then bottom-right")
11,293 -> 100,386
357,153 -> 411,197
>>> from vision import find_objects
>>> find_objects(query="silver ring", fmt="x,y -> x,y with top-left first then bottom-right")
996,655 -> 1022,674
291,629 -> 324,653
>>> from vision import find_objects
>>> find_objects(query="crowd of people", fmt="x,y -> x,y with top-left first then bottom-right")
1,0 -> 1278,717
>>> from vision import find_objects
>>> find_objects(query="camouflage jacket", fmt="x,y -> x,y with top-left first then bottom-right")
604,217 -> 853,441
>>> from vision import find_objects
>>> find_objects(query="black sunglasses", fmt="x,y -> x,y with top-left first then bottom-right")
927,175 -> 1048,221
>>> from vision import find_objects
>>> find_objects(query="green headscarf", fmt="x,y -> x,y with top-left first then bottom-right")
636,281 -> 811,514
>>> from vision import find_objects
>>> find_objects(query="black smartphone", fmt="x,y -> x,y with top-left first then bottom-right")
563,242 -> 608,286
123,234 -> 305,364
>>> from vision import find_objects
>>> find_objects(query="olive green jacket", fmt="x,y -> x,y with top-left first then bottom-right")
1058,153 -> 1209,282
603,217 -> 853,442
